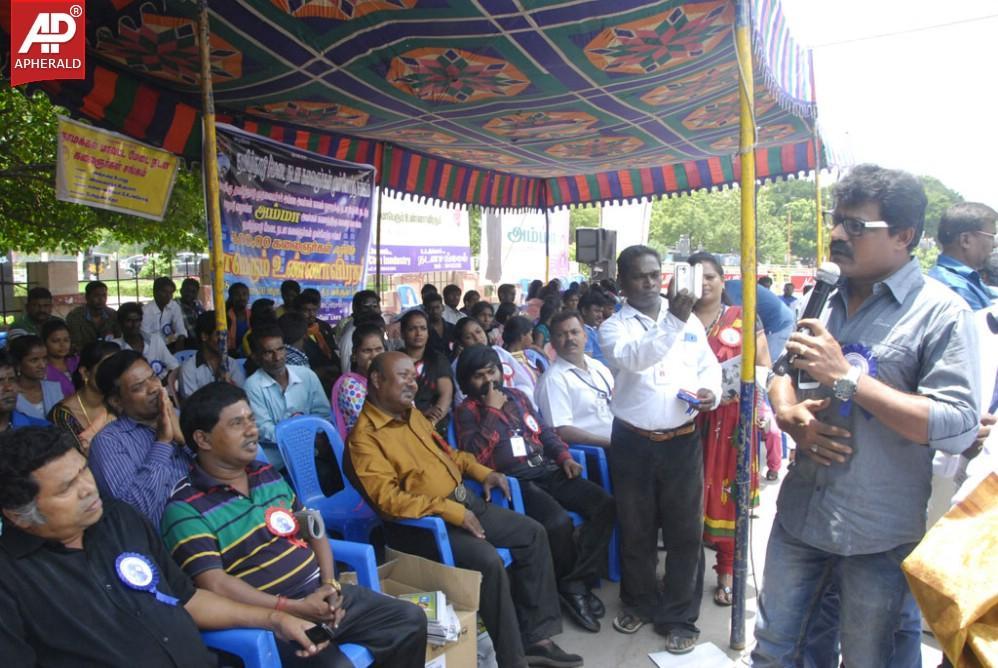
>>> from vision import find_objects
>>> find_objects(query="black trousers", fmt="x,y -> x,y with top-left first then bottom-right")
518,469 -> 615,594
277,583 -> 427,668
609,420 -> 705,635
385,494 -> 561,668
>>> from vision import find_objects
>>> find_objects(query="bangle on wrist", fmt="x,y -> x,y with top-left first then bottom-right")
274,595 -> 288,612
323,578 -> 342,593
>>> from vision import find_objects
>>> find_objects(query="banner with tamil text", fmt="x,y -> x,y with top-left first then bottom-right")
213,124 -> 374,321
55,116 -> 179,220
368,193 -> 471,274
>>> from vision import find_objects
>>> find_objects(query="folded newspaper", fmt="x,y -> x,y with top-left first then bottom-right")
396,590 -> 462,645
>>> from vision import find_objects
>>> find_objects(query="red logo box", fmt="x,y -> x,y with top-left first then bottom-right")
10,0 -> 86,86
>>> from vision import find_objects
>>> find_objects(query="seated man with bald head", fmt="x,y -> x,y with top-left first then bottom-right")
346,352 -> 583,668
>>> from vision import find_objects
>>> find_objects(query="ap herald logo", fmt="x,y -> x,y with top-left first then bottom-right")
10,1 -> 86,87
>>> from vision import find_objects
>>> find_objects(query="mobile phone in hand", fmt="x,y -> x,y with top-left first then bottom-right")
305,624 -> 334,645
669,263 -> 703,299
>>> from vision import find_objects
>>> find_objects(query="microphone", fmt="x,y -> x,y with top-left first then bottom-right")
772,262 -> 841,376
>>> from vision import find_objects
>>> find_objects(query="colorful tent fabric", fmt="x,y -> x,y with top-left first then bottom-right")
21,0 -> 822,210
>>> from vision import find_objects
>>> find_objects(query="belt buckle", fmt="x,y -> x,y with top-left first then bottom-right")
452,483 -> 467,503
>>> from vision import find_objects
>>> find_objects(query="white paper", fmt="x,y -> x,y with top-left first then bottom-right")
509,436 -> 527,457
424,655 -> 446,668
648,641 -> 733,667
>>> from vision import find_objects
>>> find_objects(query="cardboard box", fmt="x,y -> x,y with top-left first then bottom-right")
342,549 -> 482,668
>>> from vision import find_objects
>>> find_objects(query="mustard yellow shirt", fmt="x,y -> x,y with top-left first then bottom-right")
347,401 -> 492,526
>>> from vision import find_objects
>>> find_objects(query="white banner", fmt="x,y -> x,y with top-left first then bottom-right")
368,192 -> 472,274
480,210 -> 570,284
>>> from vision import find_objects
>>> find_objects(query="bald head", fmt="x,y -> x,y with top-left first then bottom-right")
367,351 -> 417,417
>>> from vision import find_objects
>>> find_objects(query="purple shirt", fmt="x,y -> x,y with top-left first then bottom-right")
89,415 -> 193,528
45,356 -> 79,398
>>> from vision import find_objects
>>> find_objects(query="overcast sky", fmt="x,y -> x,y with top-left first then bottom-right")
778,0 -> 997,208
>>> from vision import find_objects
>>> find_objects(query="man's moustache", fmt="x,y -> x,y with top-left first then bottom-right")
829,242 -> 853,259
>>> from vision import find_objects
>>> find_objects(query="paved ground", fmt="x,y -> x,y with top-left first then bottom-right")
553,462 -> 944,667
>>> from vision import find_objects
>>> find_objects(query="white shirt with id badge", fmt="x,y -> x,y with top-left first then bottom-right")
535,355 -> 616,441
599,296 -> 721,431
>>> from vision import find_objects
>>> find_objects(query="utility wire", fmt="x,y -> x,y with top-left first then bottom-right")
811,12 -> 998,48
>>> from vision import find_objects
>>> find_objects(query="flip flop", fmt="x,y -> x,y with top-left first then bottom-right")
714,584 -> 733,606
664,631 -> 698,655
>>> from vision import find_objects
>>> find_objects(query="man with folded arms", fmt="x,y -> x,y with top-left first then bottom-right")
162,382 -> 426,667
0,426 -> 327,665
347,351 -> 583,668
454,344 -> 614,633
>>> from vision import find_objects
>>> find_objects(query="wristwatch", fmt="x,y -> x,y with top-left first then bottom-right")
833,365 -> 862,402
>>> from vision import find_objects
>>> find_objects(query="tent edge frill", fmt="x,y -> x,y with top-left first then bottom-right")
30,51 -> 822,212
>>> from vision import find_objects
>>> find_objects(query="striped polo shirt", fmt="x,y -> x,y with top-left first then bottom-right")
161,460 -> 320,598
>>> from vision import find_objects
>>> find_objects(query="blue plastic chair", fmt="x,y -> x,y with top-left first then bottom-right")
392,476 -> 521,568
397,285 -> 419,309
570,444 -> 620,582
200,538 -> 377,668
173,349 -> 196,365
276,416 -> 380,544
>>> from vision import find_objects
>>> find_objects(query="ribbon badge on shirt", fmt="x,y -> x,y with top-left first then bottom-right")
115,552 -> 179,606
718,327 -> 741,348
162,323 -> 174,337
524,414 -> 540,434
839,343 -> 877,418
265,506 -> 307,548
150,360 -> 165,376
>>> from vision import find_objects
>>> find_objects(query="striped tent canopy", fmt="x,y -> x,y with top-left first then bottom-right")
20,0 -> 821,210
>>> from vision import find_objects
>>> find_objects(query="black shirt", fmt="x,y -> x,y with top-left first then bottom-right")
426,320 -> 455,360
413,349 -> 453,414
0,499 -> 214,667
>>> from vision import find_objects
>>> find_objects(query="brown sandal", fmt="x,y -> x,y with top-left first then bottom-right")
713,584 -> 733,606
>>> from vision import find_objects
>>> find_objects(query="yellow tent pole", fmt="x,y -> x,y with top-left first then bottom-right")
731,0 -> 756,651
198,0 -> 227,368
815,146 -> 824,265
810,49 -> 825,265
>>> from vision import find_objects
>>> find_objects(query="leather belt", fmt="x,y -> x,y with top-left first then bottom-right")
619,419 -> 696,442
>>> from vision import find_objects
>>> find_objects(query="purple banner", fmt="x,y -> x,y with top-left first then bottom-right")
376,245 -> 472,274
213,124 -> 374,321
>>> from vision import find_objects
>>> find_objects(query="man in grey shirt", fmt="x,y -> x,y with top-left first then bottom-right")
752,164 -> 980,667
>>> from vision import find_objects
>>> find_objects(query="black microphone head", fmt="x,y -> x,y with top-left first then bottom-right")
815,262 -> 841,286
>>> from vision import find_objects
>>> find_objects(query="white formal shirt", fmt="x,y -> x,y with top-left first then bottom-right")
113,333 -> 179,380
535,354 -> 615,442
142,300 -> 188,344
178,352 -> 247,400
599,297 -> 721,431
951,304 -> 998,502
442,305 -> 464,325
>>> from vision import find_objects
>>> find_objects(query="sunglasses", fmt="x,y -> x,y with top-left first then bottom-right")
823,211 -> 891,237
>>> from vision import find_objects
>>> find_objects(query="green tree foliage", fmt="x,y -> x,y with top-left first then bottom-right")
468,206 -> 481,257
919,175 -> 963,239
645,179 -> 826,264
645,173 -> 961,265
0,87 -> 206,256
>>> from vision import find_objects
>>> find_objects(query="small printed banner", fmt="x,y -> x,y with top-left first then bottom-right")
369,192 -> 472,275
213,123 -> 375,321
55,116 -> 178,220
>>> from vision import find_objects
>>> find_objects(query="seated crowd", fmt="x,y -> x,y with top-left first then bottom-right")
0,275 -> 628,668
3,170 -> 991,668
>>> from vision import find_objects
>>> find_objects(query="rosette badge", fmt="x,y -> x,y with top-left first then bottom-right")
115,552 -> 179,606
